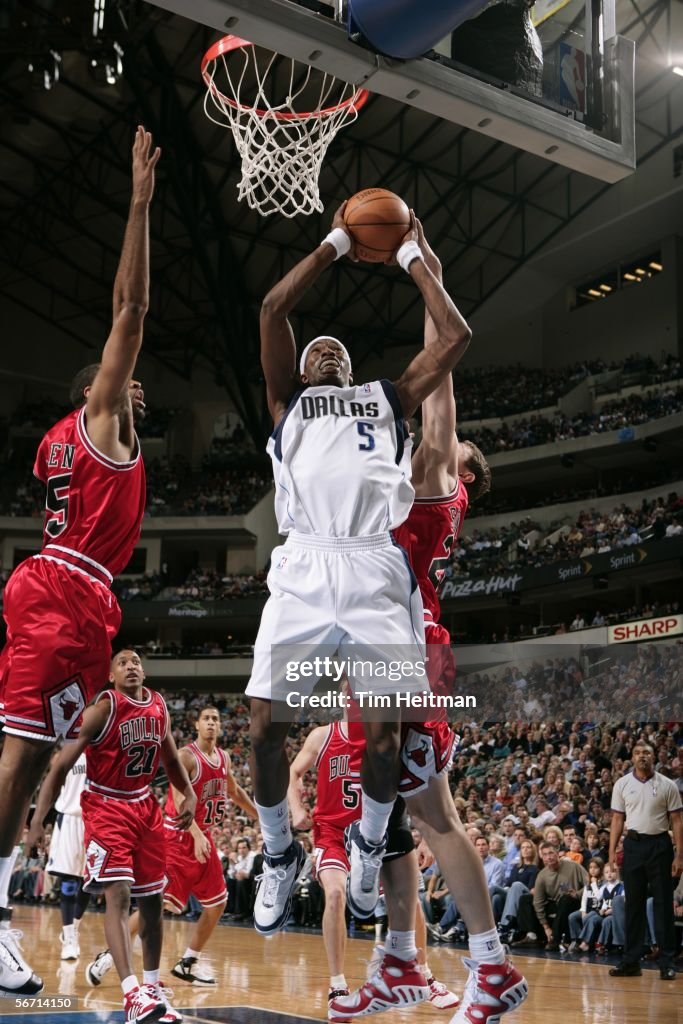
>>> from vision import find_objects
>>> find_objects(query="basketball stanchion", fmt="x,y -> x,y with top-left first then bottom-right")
201,36 -> 369,218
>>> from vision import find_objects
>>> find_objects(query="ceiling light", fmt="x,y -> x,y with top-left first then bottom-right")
649,261 -> 662,270
588,289 -> 602,297
28,50 -> 62,91
599,284 -> 612,291
623,273 -> 636,280
89,41 -> 124,86
635,268 -> 646,275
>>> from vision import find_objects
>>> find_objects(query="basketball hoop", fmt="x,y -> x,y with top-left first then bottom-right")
201,36 -> 369,218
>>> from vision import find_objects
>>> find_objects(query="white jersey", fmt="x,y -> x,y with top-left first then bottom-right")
268,380 -> 414,537
55,751 -> 87,816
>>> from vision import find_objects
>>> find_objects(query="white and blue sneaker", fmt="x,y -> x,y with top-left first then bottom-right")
0,925 -> 44,997
345,821 -> 386,920
253,841 -> 306,935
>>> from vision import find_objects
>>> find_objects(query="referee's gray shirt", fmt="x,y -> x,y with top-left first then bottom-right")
611,770 -> 683,834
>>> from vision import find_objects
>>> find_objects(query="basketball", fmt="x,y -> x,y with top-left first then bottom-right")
343,188 -> 411,263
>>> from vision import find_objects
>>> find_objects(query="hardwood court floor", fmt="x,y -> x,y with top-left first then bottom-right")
0,905 -> 678,1024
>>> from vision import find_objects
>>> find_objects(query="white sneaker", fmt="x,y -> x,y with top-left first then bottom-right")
143,981 -> 182,1022
85,949 -> 114,986
59,930 -> 80,961
345,821 -> 386,919
253,841 -> 306,935
0,927 -> 44,996
171,956 -> 215,985
427,976 -> 460,1010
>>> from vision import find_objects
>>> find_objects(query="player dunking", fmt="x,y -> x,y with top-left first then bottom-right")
28,649 -> 196,1024
330,227 -> 528,1024
247,206 -> 472,948
86,705 -> 258,989
0,126 -> 158,996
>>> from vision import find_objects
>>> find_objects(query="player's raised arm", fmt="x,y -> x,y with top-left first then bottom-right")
288,726 -> 327,831
261,203 -> 354,424
26,700 -> 110,847
86,126 -> 160,455
391,214 -> 471,420
410,221 -> 459,495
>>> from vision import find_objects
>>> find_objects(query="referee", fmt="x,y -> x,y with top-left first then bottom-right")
608,741 -> 683,980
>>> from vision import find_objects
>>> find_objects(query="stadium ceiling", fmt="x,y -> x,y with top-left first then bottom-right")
0,0 -> 681,442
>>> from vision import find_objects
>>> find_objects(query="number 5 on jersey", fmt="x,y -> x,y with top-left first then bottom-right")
357,421 -> 376,451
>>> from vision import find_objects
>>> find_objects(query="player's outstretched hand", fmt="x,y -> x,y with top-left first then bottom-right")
172,790 -> 197,831
415,217 -> 441,276
385,209 -> 419,265
331,200 -> 358,261
193,831 -> 212,864
132,124 -> 161,205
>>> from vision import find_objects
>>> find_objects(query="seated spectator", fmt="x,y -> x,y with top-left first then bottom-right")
495,839 -> 539,936
513,841 -> 587,950
568,857 -> 605,951
595,864 -> 624,952
225,838 -> 255,921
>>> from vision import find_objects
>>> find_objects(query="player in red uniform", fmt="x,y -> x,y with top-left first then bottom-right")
330,228 -> 528,1024
28,650 -> 196,1024
290,711 -> 458,1018
85,705 -> 258,989
289,718 -> 366,1006
0,126 -> 159,997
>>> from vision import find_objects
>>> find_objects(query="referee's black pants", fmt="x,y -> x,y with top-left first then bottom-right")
622,832 -> 676,967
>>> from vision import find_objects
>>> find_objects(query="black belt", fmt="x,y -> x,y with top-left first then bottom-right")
626,830 -> 668,841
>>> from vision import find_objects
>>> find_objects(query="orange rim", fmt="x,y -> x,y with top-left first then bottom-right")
201,34 -> 370,122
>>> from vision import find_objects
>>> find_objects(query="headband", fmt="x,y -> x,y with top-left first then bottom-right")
299,336 -> 352,376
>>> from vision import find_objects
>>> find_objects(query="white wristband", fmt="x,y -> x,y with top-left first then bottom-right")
397,240 -> 424,273
322,228 -> 351,260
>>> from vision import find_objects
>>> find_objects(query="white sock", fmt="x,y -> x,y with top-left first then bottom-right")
255,798 -> 292,855
143,969 -> 160,985
386,929 -> 417,962
0,847 -> 21,910
122,975 -> 139,996
62,923 -> 75,942
183,947 -> 200,960
360,792 -> 393,846
374,921 -> 383,941
330,973 -> 347,990
468,928 -> 506,965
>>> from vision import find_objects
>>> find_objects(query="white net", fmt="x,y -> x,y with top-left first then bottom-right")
202,38 -> 368,218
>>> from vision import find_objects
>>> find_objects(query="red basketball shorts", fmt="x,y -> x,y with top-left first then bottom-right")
398,721 -> 456,796
0,558 -> 121,742
163,828 -> 227,912
313,820 -> 350,876
82,791 -> 166,897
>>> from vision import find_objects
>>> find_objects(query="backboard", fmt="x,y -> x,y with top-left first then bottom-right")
145,0 -> 635,182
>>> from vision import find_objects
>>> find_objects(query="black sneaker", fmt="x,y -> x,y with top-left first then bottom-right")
609,963 -> 642,977
660,966 -> 676,981
171,955 -> 216,985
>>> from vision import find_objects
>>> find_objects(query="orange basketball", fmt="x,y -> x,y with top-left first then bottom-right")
343,188 -> 410,263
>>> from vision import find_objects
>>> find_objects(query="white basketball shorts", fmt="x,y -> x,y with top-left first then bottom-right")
47,811 -> 85,878
246,531 -> 426,703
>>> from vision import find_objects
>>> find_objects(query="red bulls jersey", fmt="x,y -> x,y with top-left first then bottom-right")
164,742 -> 228,833
313,721 -> 366,830
86,688 -> 168,802
33,408 -> 146,585
393,480 -> 468,624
